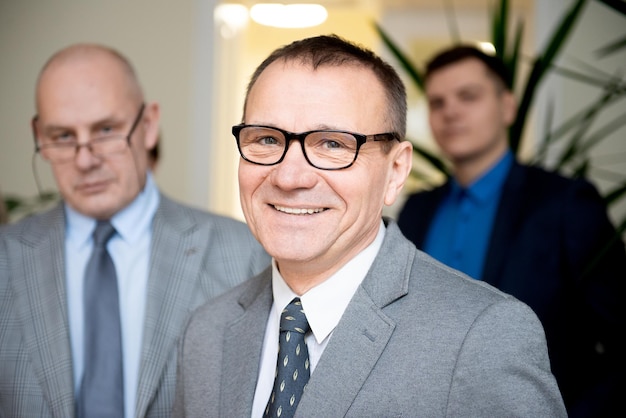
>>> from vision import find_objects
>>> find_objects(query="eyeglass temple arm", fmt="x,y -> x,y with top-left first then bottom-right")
371,133 -> 401,142
31,116 -> 41,152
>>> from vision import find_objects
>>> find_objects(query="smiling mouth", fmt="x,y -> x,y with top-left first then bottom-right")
273,205 -> 327,215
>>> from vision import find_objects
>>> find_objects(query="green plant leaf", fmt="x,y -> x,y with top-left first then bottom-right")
506,17 -> 524,88
604,181 -> 626,206
595,0 -> 626,15
510,0 -> 588,153
410,141 -> 451,177
491,0 -> 508,59
595,35 -> 626,57
373,22 -> 424,91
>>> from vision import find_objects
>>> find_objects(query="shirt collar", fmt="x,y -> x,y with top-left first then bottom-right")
452,150 -> 513,204
65,172 -> 160,247
271,220 -> 386,345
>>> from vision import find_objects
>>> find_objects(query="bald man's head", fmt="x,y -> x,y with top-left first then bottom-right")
36,44 -> 144,110
32,43 -> 160,219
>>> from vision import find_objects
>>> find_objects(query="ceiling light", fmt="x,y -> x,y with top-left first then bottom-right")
214,3 -> 249,37
250,3 -> 328,28
477,42 -> 496,55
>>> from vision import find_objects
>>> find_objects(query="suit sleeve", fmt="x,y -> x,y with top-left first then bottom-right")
447,298 -> 567,417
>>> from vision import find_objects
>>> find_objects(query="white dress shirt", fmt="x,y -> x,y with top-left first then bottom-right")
251,221 -> 386,418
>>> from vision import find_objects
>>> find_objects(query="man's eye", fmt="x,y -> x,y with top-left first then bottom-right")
258,136 -> 280,145
52,132 -> 75,142
459,92 -> 479,102
99,126 -> 115,135
311,134 -> 354,151
428,99 -> 444,110
321,139 -> 344,149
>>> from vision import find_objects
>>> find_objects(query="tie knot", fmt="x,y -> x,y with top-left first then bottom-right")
92,220 -> 116,247
280,298 -> 310,335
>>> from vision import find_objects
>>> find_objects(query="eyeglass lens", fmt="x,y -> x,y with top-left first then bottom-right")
237,126 -> 360,170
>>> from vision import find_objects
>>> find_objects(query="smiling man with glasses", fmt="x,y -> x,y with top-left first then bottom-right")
173,34 -> 566,417
0,43 -> 269,418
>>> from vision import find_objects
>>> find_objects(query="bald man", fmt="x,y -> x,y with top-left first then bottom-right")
0,44 -> 269,418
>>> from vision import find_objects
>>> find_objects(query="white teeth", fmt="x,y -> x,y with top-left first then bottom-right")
274,205 -> 324,215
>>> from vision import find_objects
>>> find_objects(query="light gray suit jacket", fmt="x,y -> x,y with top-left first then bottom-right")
173,220 -> 566,417
0,195 -> 270,418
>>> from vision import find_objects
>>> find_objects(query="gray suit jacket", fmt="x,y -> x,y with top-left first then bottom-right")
0,195 -> 270,418
173,220 -> 566,417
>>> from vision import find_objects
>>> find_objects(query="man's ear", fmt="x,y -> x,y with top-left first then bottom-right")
502,90 -> 517,127
142,101 -> 161,150
384,140 -> 413,207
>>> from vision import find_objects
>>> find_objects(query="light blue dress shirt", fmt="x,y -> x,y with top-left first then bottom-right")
424,151 -> 513,280
65,173 -> 159,418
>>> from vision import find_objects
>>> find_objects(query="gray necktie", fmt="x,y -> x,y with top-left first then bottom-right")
77,220 -> 124,418
264,298 -> 311,418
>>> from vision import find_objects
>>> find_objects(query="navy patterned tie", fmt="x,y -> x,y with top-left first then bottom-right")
264,298 -> 311,418
78,220 -> 124,418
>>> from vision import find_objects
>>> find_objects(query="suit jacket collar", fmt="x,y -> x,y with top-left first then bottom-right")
482,161 -> 528,286
220,220 -> 413,417
218,274 -> 273,417
135,194 -> 219,417
412,182 -> 451,248
298,221 -> 410,416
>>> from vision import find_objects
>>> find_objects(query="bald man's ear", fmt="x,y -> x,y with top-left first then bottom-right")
142,102 -> 161,150
31,116 -> 40,151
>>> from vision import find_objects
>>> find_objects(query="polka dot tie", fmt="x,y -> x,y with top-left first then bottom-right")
264,298 -> 311,418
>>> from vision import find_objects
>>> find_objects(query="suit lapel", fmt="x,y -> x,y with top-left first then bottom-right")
483,163 -> 527,286
220,276 -> 273,417
415,183 -> 451,248
297,221 -> 410,417
296,288 -> 395,417
11,205 -> 75,418
135,197 -> 211,417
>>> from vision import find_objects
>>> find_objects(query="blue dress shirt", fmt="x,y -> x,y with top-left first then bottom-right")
424,151 -> 513,280
65,173 -> 160,418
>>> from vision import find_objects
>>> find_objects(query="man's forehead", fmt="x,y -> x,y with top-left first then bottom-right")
426,64 -> 494,93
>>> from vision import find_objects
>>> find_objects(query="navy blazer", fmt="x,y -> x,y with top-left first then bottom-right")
398,161 -> 626,417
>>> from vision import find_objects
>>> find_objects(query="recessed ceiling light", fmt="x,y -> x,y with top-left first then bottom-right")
250,3 -> 328,28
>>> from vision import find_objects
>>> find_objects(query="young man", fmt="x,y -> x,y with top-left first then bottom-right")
173,35 -> 566,417
0,44 -> 269,418
397,45 -> 626,417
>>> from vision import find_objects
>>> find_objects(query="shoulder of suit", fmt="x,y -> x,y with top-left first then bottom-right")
519,164 -> 598,195
156,194 -> 249,231
0,203 -> 64,242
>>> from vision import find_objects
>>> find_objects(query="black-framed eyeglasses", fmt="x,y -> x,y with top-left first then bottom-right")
33,103 -> 146,164
232,124 -> 400,170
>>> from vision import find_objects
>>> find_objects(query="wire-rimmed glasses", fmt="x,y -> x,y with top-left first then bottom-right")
33,103 -> 146,164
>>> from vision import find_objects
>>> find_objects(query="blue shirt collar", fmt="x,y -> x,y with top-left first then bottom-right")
451,150 -> 513,204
